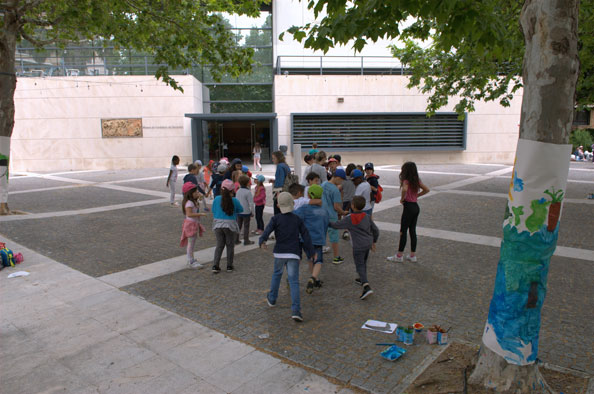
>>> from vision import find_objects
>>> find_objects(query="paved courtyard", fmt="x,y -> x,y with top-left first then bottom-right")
1,161 -> 593,393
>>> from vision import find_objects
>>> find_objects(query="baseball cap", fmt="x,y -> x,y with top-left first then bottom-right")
327,158 -> 338,163
221,179 -> 235,191
351,169 -> 364,179
217,163 -> 228,174
182,182 -> 197,194
277,192 -> 294,213
241,165 -> 249,172
364,162 -> 374,170
333,168 -> 346,179
255,174 -> 266,183
194,160 -> 203,166
308,184 -> 323,199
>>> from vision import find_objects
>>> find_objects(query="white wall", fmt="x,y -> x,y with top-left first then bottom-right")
11,75 -> 202,171
275,74 -> 522,165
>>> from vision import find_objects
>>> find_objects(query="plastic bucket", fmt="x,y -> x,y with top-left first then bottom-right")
437,332 -> 448,345
404,330 -> 414,345
426,330 -> 437,344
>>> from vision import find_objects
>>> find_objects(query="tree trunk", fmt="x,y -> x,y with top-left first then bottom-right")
469,0 -> 579,392
0,1 -> 19,214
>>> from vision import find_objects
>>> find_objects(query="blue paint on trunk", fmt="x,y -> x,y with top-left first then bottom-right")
486,223 -> 558,364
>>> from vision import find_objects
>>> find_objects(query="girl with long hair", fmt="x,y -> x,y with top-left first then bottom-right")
211,179 -> 244,273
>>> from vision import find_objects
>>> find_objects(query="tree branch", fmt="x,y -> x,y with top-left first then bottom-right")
18,27 -> 56,46
18,0 -> 44,14
122,0 -> 185,31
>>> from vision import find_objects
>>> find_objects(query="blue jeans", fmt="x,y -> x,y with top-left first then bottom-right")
268,258 -> 301,314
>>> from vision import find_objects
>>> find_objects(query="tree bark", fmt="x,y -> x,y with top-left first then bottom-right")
0,0 -> 19,214
469,0 -> 579,392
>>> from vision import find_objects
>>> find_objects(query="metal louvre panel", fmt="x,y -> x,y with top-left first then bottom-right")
292,114 -> 465,150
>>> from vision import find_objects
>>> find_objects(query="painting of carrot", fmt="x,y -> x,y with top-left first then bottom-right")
544,187 -> 564,232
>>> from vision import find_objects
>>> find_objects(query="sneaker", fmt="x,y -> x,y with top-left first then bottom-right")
266,297 -> 276,307
332,256 -> 345,265
306,278 -> 315,294
342,231 -> 350,240
212,265 -> 221,274
314,279 -> 323,288
170,202 -> 180,207
190,261 -> 204,269
360,285 -> 374,300
354,277 -> 363,286
387,254 -> 404,263
322,246 -> 331,254
291,313 -> 304,322
226,266 -> 234,272
235,239 -> 242,245
244,240 -> 255,246
406,255 -> 418,262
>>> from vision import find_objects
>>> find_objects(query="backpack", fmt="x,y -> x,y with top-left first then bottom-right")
0,245 -> 15,267
281,165 -> 299,192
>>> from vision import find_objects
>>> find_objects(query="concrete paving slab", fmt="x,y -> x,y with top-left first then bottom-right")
162,333 -> 235,376
92,299 -> 170,332
285,372 -> 352,394
230,362 -> 310,394
1,360 -> 88,394
206,350 -> 282,393
198,340 -> 256,377
177,379 -> 228,394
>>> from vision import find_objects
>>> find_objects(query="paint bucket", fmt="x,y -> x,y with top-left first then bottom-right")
396,326 -> 404,342
437,332 -> 448,345
403,329 -> 414,345
426,330 -> 437,344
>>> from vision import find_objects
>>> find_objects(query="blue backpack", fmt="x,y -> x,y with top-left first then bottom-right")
1,247 -> 15,267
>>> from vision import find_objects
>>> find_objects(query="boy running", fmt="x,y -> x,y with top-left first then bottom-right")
322,169 -> 348,264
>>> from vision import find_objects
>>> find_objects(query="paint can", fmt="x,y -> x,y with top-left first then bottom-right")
396,326 -> 404,342
437,332 -> 448,345
426,330 -> 437,344
403,327 -> 414,345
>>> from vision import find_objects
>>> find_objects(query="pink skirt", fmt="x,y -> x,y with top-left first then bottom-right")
180,219 -> 205,247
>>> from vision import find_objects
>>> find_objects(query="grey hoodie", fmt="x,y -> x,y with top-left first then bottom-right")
329,212 -> 379,251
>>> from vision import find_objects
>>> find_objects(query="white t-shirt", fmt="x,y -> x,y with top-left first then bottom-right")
293,197 -> 310,211
355,181 -> 372,211
170,164 -> 178,182
185,200 -> 199,222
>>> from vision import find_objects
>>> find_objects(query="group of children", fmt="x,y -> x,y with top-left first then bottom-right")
171,151 -> 429,322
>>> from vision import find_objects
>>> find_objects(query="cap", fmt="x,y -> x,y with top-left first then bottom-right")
327,158 -> 338,163
221,179 -> 235,191
277,192 -> 294,213
182,182 -> 197,194
217,164 -> 228,173
308,184 -> 323,199
220,158 -> 229,164
241,165 -> 249,173
333,168 -> 346,180
255,174 -> 266,183
364,162 -> 374,170
194,160 -> 203,166
351,169 -> 364,179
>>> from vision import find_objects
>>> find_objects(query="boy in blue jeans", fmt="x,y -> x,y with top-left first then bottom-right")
295,184 -> 329,294
259,192 -> 315,322
322,168 -> 347,264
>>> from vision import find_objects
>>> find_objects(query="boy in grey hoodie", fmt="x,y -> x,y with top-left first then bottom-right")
235,175 -> 255,245
329,196 -> 379,299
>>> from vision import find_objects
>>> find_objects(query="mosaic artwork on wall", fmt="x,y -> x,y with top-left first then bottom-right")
482,138 -> 572,365
101,118 -> 143,138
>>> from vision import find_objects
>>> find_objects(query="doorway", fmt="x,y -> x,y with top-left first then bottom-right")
207,120 -> 271,163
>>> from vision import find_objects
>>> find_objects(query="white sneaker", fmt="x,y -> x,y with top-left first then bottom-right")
322,246 -> 331,254
171,202 -> 180,207
386,255 -> 404,263
406,255 -> 417,262
190,261 -> 204,269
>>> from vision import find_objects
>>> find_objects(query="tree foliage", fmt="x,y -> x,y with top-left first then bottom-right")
285,0 -> 592,116
1,0 -> 267,90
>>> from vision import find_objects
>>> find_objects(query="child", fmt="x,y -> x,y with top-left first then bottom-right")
259,192 -> 315,322
308,142 -> 319,156
294,184 -> 329,294
209,163 -> 227,197
289,183 -> 322,211
253,174 -> 267,235
311,151 -> 328,183
329,196 -> 379,300
212,179 -> 244,273
180,182 -> 208,268
182,164 -> 206,194
322,169 -> 348,264
365,162 -> 380,217
352,169 -> 372,216
332,154 -> 345,171
166,155 -> 180,206
301,154 -> 314,185
253,142 -> 263,171
194,160 -> 210,211
232,170 -> 242,193
387,161 -> 430,263
327,157 -> 338,175
235,175 -> 255,246
304,172 -> 320,198
341,164 -> 357,239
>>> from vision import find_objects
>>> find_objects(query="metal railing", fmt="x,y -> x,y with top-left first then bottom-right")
275,56 -> 411,76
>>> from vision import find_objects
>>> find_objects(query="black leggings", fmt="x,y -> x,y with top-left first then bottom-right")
399,202 -> 420,253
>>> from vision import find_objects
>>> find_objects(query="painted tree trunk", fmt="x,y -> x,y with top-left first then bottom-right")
0,2 -> 19,214
469,0 -> 579,392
